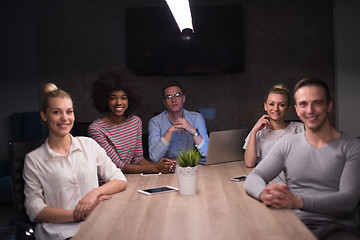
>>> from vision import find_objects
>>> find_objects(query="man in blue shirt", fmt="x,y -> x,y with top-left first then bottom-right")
148,81 -> 209,162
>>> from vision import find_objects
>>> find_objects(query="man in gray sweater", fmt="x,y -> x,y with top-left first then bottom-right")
245,77 -> 360,239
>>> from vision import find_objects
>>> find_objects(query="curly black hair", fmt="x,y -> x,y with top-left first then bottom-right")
91,69 -> 143,116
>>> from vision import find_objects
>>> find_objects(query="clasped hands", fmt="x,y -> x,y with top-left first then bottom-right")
169,118 -> 196,135
259,183 -> 304,209
158,158 -> 176,173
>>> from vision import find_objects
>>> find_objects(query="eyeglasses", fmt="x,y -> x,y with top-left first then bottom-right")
164,92 -> 183,101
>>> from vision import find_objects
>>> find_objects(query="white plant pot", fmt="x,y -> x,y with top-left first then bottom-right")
176,165 -> 199,195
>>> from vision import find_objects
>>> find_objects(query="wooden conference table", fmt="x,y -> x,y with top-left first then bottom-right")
73,161 -> 316,240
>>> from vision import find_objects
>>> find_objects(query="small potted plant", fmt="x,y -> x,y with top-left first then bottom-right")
176,149 -> 202,195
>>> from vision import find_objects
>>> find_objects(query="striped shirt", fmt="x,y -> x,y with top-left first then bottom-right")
88,115 -> 143,170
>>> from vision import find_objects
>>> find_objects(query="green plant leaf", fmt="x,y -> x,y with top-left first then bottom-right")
176,148 -> 202,167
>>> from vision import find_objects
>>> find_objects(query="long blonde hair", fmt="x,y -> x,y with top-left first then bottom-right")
41,83 -> 72,112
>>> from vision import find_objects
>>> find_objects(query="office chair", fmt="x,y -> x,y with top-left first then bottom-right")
11,112 -> 48,141
9,139 -> 45,240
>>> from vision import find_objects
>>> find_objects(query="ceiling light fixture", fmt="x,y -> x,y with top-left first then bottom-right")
165,0 -> 194,33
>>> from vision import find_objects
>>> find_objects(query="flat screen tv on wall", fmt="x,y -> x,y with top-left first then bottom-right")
125,4 -> 243,76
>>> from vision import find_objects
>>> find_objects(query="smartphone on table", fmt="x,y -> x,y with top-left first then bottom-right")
229,176 -> 247,182
140,172 -> 162,176
137,186 -> 179,195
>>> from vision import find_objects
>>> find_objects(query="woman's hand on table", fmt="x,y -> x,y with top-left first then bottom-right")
157,158 -> 176,173
73,189 -> 111,221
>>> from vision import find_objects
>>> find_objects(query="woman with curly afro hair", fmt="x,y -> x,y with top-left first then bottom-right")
88,69 -> 176,174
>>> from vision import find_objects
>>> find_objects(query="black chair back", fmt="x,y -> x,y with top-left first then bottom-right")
11,112 -> 48,141
9,139 -> 45,239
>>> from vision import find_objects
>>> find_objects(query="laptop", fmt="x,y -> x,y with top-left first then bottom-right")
200,128 -> 249,165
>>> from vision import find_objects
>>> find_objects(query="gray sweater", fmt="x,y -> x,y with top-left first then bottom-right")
245,131 -> 360,223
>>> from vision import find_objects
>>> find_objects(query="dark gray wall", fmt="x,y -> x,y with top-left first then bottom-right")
335,0 -> 360,137
1,0 -> 337,160
1,0 -> 39,160
36,0 -> 335,127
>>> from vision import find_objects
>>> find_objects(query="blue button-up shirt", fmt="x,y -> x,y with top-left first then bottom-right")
148,109 -> 209,162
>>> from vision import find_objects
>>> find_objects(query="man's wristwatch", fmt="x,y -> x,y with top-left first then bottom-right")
191,129 -> 199,137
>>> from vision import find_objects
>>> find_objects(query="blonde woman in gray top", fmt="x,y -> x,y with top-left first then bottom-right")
243,84 -> 304,184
